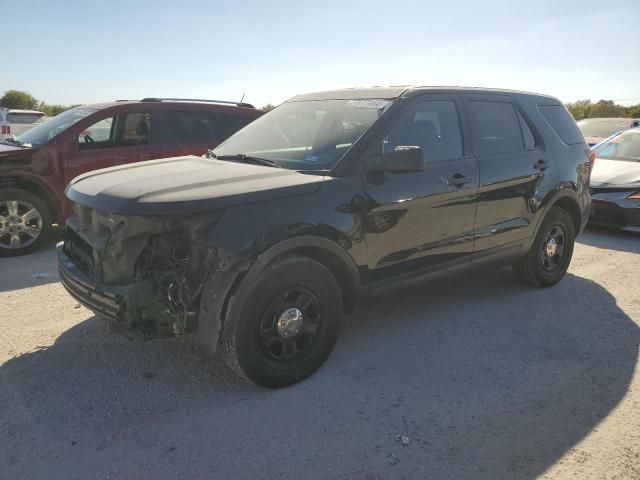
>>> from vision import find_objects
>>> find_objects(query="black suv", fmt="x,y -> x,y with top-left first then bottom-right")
58,87 -> 592,388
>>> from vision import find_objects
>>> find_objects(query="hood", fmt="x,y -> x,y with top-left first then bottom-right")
590,158 -> 640,189
66,155 -> 327,215
0,142 -> 36,157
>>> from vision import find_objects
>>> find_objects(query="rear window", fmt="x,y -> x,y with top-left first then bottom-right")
467,101 -> 524,155
538,105 -> 584,144
7,112 -> 46,124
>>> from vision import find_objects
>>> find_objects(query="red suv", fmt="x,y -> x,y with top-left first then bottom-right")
0,98 -> 262,255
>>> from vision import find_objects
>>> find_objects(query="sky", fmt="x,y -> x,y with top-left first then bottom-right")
4,0 -> 639,108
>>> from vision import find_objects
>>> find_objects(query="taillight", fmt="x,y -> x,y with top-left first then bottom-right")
1,125 -> 10,135
586,148 -> 596,166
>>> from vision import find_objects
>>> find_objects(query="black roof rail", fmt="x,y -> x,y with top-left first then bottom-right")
139,97 -> 255,108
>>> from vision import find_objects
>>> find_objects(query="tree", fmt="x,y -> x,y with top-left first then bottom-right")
565,99 -> 638,120
565,99 -> 592,120
0,90 -> 39,110
37,101 -> 79,116
261,103 -> 276,112
625,105 -> 640,118
589,100 -> 625,118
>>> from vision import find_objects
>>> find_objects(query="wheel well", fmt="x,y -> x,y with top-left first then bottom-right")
288,246 -> 358,314
0,176 -> 60,221
551,197 -> 581,233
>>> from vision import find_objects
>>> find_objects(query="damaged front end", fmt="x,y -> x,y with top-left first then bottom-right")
58,203 -> 237,339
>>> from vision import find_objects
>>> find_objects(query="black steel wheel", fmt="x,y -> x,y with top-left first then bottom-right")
222,254 -> 342,388
513,206 -> 575,287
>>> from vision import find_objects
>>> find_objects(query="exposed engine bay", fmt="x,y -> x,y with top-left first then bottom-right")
60,203 -> 239,339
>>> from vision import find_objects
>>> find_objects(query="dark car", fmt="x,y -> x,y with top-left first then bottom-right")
577,117 -> 640,147
589,128 -> 640,231
0,98 -> 262,255
57,86 -> 592,388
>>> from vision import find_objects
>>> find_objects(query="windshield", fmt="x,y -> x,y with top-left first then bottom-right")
593,130 -> 640,162
213,99 -> 391,171
577,119 -> 630,138
15,107 -> 96,146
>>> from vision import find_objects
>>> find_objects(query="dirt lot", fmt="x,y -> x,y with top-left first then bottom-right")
1,227 -> 638,480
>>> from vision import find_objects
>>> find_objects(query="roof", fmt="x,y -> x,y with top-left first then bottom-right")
287,85 -> 559,103
63,99 -> 257,112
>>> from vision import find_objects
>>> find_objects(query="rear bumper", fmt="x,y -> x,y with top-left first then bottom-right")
57,245 -> 154,321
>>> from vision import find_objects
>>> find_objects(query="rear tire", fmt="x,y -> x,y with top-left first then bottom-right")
512,207 -> 575,287
222,254 -> 343,388
0,188 -> 52,257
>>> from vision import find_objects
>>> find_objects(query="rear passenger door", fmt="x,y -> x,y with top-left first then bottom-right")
463,94 -> 554,260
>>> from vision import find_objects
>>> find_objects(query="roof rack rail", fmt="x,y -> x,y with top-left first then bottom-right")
139,97 -> 255,108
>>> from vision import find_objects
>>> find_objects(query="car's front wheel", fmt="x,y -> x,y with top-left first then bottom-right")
512,206 -> 575,287
221,254 -> 343,388
0,189 -> 52,256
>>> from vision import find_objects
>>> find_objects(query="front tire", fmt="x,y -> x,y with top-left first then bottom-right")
512,207 -> 575,287
222,254 -> 343,388
0,188 -> 52,257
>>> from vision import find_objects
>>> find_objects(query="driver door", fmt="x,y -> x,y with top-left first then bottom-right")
64,111 -> 161,184
360,94 -> 479,284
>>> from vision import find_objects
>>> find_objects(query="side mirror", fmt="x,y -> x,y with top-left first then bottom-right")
367,146 -> 424,173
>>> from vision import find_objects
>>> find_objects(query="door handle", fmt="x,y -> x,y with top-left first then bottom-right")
446,173 -> 472,187
534,159 -> 549,171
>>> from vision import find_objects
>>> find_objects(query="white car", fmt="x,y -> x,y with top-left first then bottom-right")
0,108 -> 47,140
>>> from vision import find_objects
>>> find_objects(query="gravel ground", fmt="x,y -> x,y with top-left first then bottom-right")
1,226 -> 638,480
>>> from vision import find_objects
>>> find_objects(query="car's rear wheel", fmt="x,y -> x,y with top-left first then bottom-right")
0,189 -> 52,256
512,206 -> 575,287
221,254 -> 342,388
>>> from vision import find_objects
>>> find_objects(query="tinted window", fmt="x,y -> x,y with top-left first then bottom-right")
384,100 -> 463,161
216,113 -> 255,141
164,111 -> 219,143
7,112 -> 46,124
467,101 -> 523,155
517,111 -> 536,149
538,105 -> 584,144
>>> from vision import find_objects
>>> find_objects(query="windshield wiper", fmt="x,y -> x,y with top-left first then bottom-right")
210,153 -> 283,169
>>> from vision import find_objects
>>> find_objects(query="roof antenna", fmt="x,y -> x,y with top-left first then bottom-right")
240,92 -> 246,103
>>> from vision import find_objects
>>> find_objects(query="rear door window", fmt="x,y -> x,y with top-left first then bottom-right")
163,111 -> 220,144
216,113 -> 256,141
467,101 -> 524,155
538,105 -> 584,145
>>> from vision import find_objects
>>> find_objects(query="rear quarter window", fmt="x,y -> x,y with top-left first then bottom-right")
7,112 -> 46,124
538,105 -> 584,145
